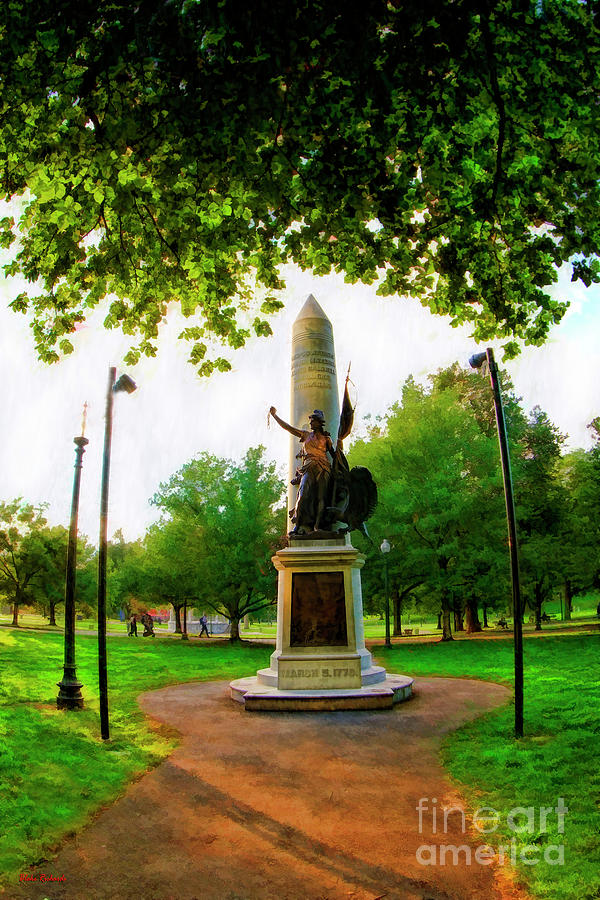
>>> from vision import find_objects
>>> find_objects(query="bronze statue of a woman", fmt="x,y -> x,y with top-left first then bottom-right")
269,407 -> 334,534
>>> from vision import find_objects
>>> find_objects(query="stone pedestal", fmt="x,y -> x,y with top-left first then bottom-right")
264,535 -> 378,687
230,536 -> 413,710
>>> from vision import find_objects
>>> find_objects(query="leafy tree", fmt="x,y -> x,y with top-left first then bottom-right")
576,424 -> 600,594
2,2 -> 599,370
358,534 -> 426,635
513,406 -> 566,629
105,532 -> 146,618
37,527 -> 69,625
140,521 -> 201,633
28,525 -> 94,625
351,364 -> 597,638
350,375 -> 506,641
557,433 -> 600,614
430,361 -> 526,628
71,551 -> 98,619
0,500 -> 50,626
151,447 -> 286,640
429,361 -> 526,443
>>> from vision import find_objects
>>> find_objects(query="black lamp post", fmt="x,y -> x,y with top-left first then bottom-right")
469,348 -> 524,738
98,367 -> 137,741
57,404 -> 89,710
380,538 -> 392,649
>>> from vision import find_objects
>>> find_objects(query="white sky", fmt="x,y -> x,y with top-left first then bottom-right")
1,259 -> 598,544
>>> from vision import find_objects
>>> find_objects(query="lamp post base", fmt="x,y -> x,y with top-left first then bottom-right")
57,669 -> 84,709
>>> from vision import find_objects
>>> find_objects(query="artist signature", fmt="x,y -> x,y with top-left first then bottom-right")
19,873 -> 66,883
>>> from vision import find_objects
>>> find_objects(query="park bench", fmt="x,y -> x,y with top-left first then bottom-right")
495,619 -> 511,630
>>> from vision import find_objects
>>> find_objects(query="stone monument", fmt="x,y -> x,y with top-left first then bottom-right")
230,296 -> 413,710
286,294 -> 340,524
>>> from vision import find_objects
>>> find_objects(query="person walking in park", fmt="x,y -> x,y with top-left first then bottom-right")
128,614 -> 138,637
199,613 -> 210,638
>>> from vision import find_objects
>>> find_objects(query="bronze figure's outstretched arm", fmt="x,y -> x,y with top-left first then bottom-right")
269,407 -> 304,439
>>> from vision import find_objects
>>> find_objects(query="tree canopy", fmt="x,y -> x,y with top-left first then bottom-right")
2,1 -> 599,372
0,500 -> 50,625
151,447 -> 286,638
349,363 -> 600,638
350,372 -> 507,638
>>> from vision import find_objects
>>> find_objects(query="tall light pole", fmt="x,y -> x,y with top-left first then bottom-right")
470,348 -> 524,739
57,404 -> 89,710
98,367 -> 137,741
380,538 -> 392,649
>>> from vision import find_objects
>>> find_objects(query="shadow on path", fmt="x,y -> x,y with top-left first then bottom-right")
13,678 -> 531,900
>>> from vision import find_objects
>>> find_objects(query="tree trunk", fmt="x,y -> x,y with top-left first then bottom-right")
440,592 -> 453,641
173,603 -> 182,633
563,580 -> 572,621
229,616 -> 242,642
11,601 -> 19,627
465,598 -> 482,633
436,610 -> 442,630
482,604 -> 489,628
392,589 -> 402,637
48,601 -> 57,626
453,600 -> 464,632
534,583 -> 543,631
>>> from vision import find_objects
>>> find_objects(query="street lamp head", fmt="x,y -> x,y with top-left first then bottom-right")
380,538 -> 391,554
469,351 -> 488,370
113,374 -> 137,394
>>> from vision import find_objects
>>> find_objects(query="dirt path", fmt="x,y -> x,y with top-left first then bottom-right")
14,678 -> 531,900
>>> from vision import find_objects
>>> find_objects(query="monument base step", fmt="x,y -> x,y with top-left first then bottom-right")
255,664 -> 387,688
229,674 -> 414,711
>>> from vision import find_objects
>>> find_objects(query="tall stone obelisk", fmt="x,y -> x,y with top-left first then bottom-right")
287,295 -> 340,519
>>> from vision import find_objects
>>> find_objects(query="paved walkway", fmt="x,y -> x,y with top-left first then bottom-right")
15,678 -> 531,900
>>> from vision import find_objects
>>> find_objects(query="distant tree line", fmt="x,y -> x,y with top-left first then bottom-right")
348,364 -> 600,639
2,366 -> 598,642
0,448 -> 286,641
111,447 -> 286,640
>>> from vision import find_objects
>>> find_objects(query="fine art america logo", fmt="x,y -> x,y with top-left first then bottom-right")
415,797 -> 568,867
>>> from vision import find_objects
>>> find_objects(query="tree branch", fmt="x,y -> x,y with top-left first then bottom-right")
137,198 -> 181,266
481,11 -> 507,211
412,522 -> 435,549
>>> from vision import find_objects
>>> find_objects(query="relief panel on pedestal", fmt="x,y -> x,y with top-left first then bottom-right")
289,571 -> 348,647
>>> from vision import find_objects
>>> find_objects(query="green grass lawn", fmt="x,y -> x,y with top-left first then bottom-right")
373,636 -> 600,900
0,629 -> 272,885
1,630 -> 598,900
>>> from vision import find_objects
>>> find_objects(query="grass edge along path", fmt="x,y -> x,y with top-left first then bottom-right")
373,635 -> 600,900
0,629 -> 272,887
1,630 -> 598,900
